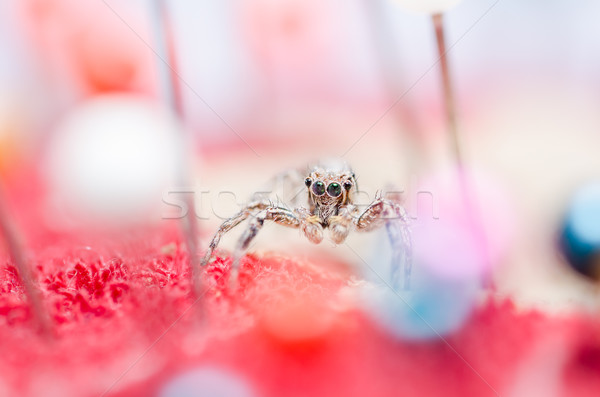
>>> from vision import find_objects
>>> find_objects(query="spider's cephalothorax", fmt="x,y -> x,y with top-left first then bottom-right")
200,161 -> 412,289
303,163 -> 357,225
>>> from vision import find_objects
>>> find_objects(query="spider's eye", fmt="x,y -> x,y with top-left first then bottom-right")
327,182 -> 342,197
343,181 -> 353,191
304,177 -> 312,187
312,181 -> 326,196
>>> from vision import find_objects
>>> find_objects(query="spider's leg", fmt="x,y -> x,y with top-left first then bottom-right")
200,201 -> 269,268
385,205 -> 412,290
231,206 -> 301,282
355,196 -> 412,290
251,167 -> 307,207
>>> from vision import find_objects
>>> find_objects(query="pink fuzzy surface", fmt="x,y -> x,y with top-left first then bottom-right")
1,173 -> 600,397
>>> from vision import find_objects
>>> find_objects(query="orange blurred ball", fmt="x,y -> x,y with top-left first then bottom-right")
0,132 -> 18,179
259,294 -> 337,346
19,0 -> 156,95
0,98 -> 25,181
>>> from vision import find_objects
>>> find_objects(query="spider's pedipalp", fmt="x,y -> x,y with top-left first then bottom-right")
327,205 -> 357,244
294,207 -> 324,244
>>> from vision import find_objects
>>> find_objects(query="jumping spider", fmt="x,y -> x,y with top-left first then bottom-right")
200,161 -> 412,289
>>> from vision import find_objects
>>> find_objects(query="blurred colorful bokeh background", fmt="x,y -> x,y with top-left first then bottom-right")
2,1 -> 600,396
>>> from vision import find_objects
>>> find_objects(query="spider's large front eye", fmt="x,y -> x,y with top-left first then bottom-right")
304,177 -> 312,187
312,181 -> 326,196
327,182 -> 342,197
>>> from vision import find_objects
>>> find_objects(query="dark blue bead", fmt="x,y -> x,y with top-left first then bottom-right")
559,183 -> 600,280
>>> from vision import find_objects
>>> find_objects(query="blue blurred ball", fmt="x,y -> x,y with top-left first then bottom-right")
559,183 -> 600,279
363,268 -> 477,340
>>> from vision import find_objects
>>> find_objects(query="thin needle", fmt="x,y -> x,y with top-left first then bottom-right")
432,13 -> 463,168
149,0 -> 202,296
0,184 -> 52,336
432,13 -> 491,285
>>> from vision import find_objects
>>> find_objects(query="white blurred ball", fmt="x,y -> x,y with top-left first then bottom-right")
45,95 -> 183,224
392,0 -> 463,14
159,367 -> 256,397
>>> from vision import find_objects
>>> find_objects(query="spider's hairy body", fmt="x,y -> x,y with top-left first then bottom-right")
200,160 -> 412,289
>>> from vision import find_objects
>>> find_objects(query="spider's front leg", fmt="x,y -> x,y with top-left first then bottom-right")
200,200 -> 270,268
230,206 -> 305,281
355,192 -> 412,289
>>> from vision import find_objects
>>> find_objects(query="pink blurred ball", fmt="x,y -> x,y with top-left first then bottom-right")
412,167 -> 515,278
238,0 -> 336,69
236,0 -> 346,102
413,218 -> 484,280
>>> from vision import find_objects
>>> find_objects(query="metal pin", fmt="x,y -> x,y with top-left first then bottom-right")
432,12 -> 491,285
0,184 -> 52,336
149,0 -> 203,297
432,13 -> 463,167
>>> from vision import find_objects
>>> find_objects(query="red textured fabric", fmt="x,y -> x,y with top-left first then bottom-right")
1,172 -> 600,397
